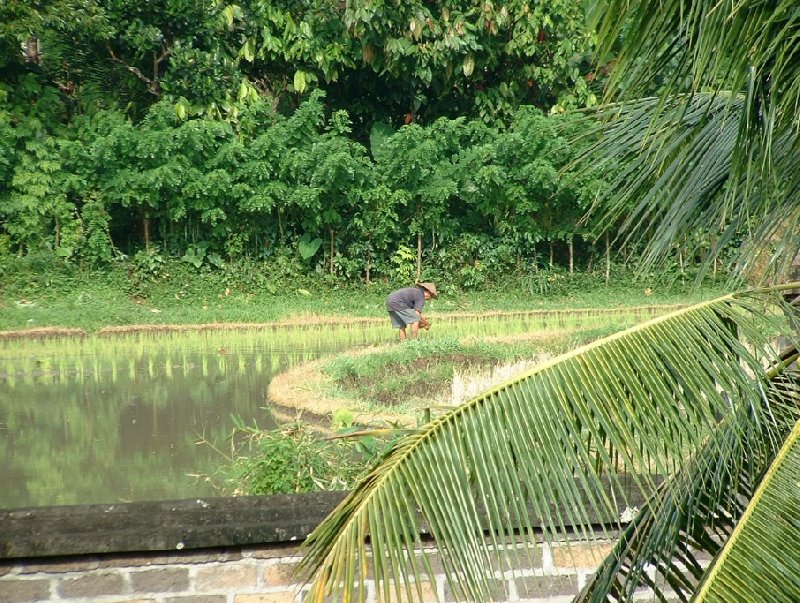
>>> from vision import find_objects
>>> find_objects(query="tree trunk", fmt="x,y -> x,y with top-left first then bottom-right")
330,227 -> 335,275
605,231 -> 610,284
25,37 -> 40,64
143,211 -> 151,251
417,232 -> 422,281
365,246 -> 371,285
568,236 -> 574,274
549,241 -> 554,268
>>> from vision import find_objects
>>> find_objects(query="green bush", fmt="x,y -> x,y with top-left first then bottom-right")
0,251 -> 78,298
220,420 -> 396,495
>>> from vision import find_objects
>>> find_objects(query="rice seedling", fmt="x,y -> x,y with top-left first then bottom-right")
0,306 -> 682,506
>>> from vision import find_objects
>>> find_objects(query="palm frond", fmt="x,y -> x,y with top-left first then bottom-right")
693,419 -> 800,603
580,1 -> 800,281
575,90 -> 800,281
575,94 -> 742,269
588,0 -> 800,111
576,375 -> 799,602
297,286 -> 800,602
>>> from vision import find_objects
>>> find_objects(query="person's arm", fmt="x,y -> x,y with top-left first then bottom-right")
413,289 -> 425,312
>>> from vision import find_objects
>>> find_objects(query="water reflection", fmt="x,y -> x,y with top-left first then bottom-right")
0,332 -> 339,509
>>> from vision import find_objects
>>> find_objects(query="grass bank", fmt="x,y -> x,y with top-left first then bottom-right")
0,263 -> 728,333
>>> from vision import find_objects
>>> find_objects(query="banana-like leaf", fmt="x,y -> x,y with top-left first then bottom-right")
297,286 -> 800,602
694,419 -> 800,603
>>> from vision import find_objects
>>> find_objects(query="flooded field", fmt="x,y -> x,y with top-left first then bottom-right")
0,306 -> 674,509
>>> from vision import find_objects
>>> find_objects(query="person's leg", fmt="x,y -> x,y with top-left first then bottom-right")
389,311 -> 406,342
409,321 -> 419,340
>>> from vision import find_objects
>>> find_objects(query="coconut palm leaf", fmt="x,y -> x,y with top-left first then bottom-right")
693,418 -> 800,603
574,94 -> 744,271
578,1 -> 800,280
576,372 -> 799,601
297,285 -> 800,602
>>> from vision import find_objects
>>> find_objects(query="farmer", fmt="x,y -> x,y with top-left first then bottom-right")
386,282 -> 438,342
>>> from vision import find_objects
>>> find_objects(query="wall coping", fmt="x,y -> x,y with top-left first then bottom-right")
0,491 -> 347,559
1,473 -> 653,561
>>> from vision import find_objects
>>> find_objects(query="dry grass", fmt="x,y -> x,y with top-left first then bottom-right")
0,326 -> 87,340
437,356 -> 548,407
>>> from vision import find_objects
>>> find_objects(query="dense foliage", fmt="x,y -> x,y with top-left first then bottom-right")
1,90 -> 612,288
0,0 -> 623,291
0,0 -> 597,125
0,1 -> 748,294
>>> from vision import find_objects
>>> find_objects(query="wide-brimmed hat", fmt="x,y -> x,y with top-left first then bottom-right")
416,282 -> 438,298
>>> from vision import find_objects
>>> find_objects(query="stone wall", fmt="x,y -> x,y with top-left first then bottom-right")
1,538 -> 622,603
0,489 -> 649,603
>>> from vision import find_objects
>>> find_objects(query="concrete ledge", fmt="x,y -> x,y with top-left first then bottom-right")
0,492 -> 347,559
1,474 -> 654,561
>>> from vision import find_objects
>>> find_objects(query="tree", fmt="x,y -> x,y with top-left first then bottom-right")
376,117 -> 491,280
296,1 -> 800,601
305,110 -> 373,276
239,0 -> 596,130
0,73 -> 76,256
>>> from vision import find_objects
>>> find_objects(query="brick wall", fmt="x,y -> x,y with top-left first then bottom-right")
0,489 -> 655,603
0,538 -> 623,603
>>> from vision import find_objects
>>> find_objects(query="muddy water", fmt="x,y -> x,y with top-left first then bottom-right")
0,307 -> 669,509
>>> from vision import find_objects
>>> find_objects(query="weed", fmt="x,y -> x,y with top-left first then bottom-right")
210,415 -> 399,495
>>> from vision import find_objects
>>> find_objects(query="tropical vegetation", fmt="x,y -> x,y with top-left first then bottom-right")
4,0 -> 800,601
295,1 -> 800,602
1,0 -> 612,288
0,0 -> 749,292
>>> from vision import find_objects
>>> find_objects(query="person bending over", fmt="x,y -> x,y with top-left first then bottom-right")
385,282 -> 438,342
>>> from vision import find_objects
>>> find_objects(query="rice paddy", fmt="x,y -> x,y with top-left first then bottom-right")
0,304 -> 681,508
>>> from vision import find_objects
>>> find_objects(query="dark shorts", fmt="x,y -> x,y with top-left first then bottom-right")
388,308 -> 420,328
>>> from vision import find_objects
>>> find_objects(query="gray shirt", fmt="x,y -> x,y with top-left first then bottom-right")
386,287 -> 424,312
